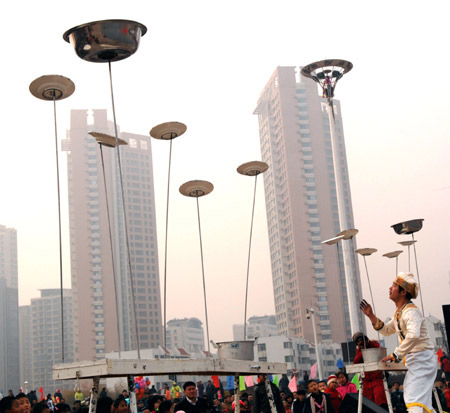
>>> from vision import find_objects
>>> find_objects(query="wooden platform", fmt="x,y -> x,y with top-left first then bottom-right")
346,361 -> 407,374
52,358 -> 287,380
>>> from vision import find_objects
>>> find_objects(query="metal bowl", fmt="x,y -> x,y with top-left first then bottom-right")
63,19 -> 147,63
361,347 -> 387,363
215,340 -> 255,361
391,219 -> 424,235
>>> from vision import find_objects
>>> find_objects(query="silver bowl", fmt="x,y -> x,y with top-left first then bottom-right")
391,219 -> 424,235
63,19 -> 147,63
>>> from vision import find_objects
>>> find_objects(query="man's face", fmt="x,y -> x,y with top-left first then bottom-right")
392,383 -> 399,391
307,382 -> 318,394
185,385 -> 197,401
389,282 -> 404,302
17,397 -> 31,413
298,394 -> 306,402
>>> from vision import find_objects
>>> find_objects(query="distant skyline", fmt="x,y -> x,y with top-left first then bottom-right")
0,0 -> 449,344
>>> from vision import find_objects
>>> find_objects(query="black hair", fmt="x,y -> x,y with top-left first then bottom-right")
147,396 -> 163,411
113,398 -> 127,409
96,398 -> 113,413
183,381 -> 196,391
32,403 -> 50,413
397,285 -> 413,300
336,371 -> 348,381
0,397 -> 17,413
306,379 -> 318,388
55,403 -> 71,413
297,390 -> 306,396
158,401 -> 173,413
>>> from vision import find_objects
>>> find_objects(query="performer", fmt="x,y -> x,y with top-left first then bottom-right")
360,272 -> 437,413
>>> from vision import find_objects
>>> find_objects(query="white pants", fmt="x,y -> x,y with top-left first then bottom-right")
404,350 -> 437,413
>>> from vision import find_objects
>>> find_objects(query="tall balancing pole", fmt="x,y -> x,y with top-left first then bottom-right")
179,180 -> 214,353
63,19 -> 147,361
30,75 -> 75,362
301,60 -> 361,334
237,161 -> 268,340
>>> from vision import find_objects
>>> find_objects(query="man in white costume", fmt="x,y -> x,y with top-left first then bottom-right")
360,272 -> 437,413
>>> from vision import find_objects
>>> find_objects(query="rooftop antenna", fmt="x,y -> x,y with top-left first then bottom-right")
302,60 -> 361,335
150,122 -> 187,349
64,19 -> 148,359
29,75 -> 75,362
237,161 -> 269,340
179,180 -> 214,353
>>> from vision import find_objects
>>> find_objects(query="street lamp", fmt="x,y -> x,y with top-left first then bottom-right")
302,60 -> 361,336
306,307 -> 323,380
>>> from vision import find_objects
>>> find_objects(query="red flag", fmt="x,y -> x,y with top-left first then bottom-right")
38,387 -> 44,401
288,376 -> 297,393
211,375 -> 220,388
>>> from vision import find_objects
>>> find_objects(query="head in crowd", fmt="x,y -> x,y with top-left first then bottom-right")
297,390 -> 306,401
96,398 -> 113,413
55,404 -> 70,413
183,382 -> 197,402
318,380 -> 327,392
158,401 -> 173,413
0,397 -> 20,413
336,372 -> 348,386
112,398 -> 128,413
147,396 -> 163,412
327,375 -> 338,390
32,403 -> 49,413
16,393 -> 31,413
307,380 -> 320,395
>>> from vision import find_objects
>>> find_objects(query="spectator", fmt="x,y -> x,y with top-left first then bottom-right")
390,382 -> 406,412
352,332 -> 388,409
197,382 -> 204,399
174,381 -> 209,413
55,404 -> 70,413
99,389 -> 107,399
303,380 -> 334,413
0,397 -> 20,413
96,398 -> 113,413
112,398 -> 128,413
16,393 -> 31,413
74,390 -> 83,403
317,381 -> 327,393
336,372 -> 357,399
158,400 -> 173,413
32,404 -> 49,413
291,390 -> 305,413
324,376 -> 341,412
205,381 -> 215,404
251,374 -> 284,413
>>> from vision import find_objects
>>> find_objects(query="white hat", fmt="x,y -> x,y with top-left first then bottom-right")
394,272 -> 418,299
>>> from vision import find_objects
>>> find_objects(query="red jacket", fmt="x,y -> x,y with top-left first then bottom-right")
325,388 -> 342,412
353,340 -> 384,382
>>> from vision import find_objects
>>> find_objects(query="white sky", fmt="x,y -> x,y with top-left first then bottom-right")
1,0 -> 449,343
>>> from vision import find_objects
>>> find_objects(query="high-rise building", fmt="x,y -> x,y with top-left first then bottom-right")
0,225 -> 19,393
65,109 -> 162,361
233,315 -> 278,340
29,289 -> 75,392
254,67 -> 363,344
19,305 -> 32,390
166,318 -> 205,353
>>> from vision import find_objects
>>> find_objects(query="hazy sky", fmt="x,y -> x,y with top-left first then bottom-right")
1,0 -> 449,343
